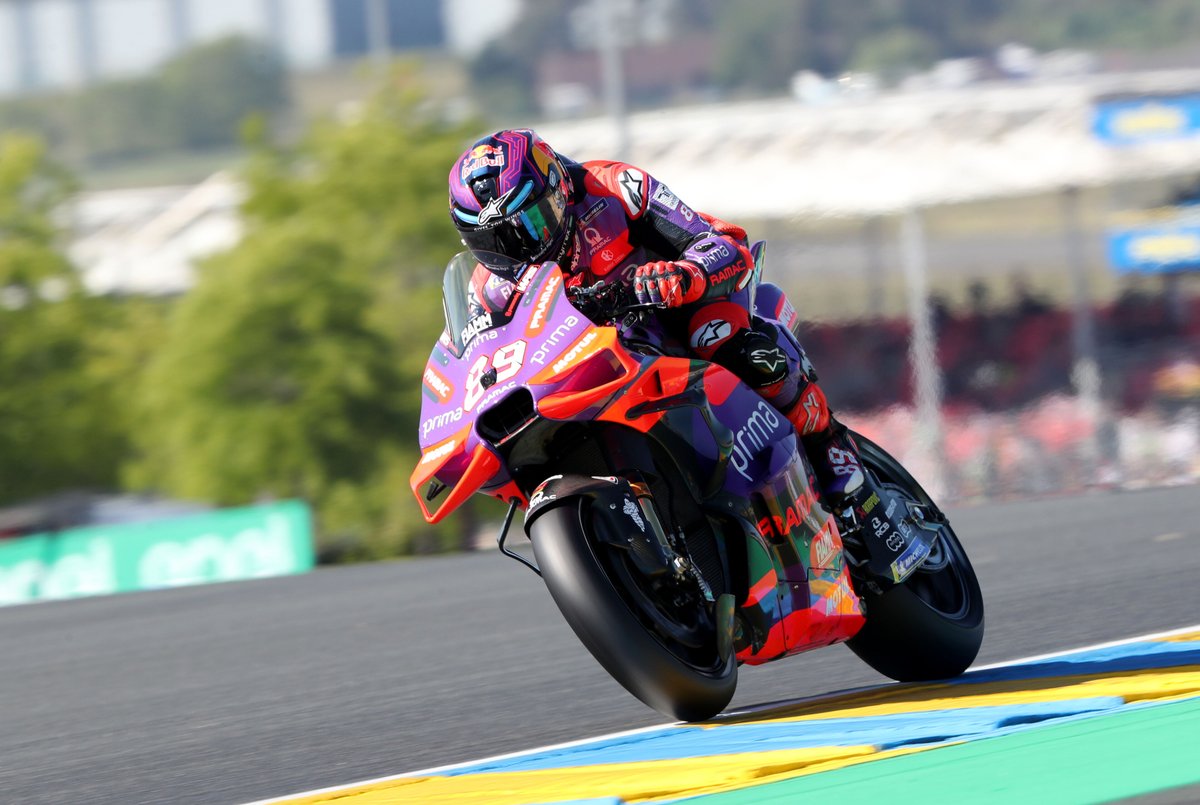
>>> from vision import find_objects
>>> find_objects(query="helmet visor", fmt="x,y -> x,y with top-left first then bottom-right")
458,183 -> 569,280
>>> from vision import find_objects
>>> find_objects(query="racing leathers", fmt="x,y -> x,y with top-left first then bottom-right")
467,158 -> 865,505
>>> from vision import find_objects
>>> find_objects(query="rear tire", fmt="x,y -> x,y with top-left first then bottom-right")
845,433 -> 985,681
529,497 -> 736,722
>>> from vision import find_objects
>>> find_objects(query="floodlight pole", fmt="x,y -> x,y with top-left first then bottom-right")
367,0 -> 390,70
596,0 -> 631,161
1062,185 -> 1103,466
900,207 -> 946,496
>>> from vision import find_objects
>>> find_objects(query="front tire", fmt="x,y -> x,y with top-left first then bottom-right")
529,497 -> 736,722
845,433 -> 985,681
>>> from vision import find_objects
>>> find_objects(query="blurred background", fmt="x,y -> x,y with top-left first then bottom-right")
1,0 -> 1198,578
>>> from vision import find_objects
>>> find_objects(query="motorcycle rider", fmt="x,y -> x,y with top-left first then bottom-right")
448,128 -> 866,509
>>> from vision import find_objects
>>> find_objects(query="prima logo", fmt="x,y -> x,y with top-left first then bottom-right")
730,401 -> 782,481
421,407 -> 464,438
530,315 -> 580,365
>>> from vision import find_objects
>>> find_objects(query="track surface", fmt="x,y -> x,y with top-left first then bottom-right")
3,485 -> 1198,805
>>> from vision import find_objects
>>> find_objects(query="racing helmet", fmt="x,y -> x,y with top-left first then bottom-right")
449,129 -> 574,282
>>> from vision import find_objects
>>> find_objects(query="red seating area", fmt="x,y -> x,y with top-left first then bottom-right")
800,294 -> 1200,415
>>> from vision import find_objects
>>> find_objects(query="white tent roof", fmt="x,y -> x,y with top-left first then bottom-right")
67,70 -> 1200,294
539,69 -> 1200,219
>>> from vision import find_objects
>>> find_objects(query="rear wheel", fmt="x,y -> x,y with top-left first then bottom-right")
529,492 -> 736,721
845,433 -> 985,681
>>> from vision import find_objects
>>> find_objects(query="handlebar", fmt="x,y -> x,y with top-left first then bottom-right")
567,281 -> 665,323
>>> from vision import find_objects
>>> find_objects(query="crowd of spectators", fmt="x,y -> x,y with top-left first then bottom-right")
802,278 -> 1200,501
803,280 -> 1200,416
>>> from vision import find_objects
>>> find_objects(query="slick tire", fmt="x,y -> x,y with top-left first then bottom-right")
530,497 -> 737,722
845,433 -> 985,682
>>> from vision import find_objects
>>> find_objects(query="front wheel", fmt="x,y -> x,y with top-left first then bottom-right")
529,494 -> 736,722
845,432 -> 985,681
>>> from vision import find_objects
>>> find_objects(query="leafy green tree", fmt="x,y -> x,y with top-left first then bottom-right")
160,37 -> 289,150
0,134 -> 125,502
131,67 -> 479,557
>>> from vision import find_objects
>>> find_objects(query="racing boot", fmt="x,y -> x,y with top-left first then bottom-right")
780,381 -> 867,510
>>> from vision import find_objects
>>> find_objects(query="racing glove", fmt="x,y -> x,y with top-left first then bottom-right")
633,260 -> 707,307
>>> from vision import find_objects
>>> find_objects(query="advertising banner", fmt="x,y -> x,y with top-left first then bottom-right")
1107,205 -> 1200,274
1093,94 -> 1200,146
0,500 -> 314,607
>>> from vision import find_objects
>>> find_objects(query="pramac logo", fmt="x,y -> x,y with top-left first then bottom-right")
525,273 -> 562,337
422,365 -> 454,404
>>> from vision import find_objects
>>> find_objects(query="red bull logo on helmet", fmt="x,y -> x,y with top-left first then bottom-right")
461,144 -> 505,179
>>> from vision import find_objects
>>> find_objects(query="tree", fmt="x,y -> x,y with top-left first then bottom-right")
0,134 -> 125,502
130,67 -> 479,557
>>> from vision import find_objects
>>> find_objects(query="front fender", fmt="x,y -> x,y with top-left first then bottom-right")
523,474 -> 655,543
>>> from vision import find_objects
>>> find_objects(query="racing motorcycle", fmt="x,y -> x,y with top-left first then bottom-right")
410,245 -> 984,722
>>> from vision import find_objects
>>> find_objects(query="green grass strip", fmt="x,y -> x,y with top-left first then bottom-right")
686,697 -> 1200,805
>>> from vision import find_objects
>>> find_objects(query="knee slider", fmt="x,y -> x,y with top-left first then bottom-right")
712,321 -> 792,389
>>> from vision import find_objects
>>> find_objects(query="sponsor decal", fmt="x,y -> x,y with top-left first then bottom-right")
582,227 -> 606,247
812,526 -> 836,566
461,144 -> 505,179
476,381 -> 518,412
580,199 -> 608,224
731,401 -> 783,481
476,185 -> 516,225
885,498 -> 898,518
421,406 -> 464,438
514,265 -> 540,294
891,539 -> 930,582
528,488 -> 556,510
651,184 -> 679,210
622,498 -> 646,532
419,435 -> 460,466
463,328 -> 499,361
749,347 -> 787,374
528,474 -> 564,511
551,330 -> 600,375
617,168 -> 646,216
777,296 -> 798,329
422,365 -> 454,404
707,260 -> 744,286
860,492 -> 880,514
798,389 -> 822,435
460,312 -> 494,346
694,244 -> 733,270
530,315 -> 581,366
757,488 -> 817,540
526,273 -> 562,336
690,319 -> 734,350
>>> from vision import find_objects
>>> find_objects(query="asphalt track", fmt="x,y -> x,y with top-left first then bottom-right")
2,484 -> 1198,805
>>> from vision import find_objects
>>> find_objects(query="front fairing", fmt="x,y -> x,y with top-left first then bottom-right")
414,260 -> 604,520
